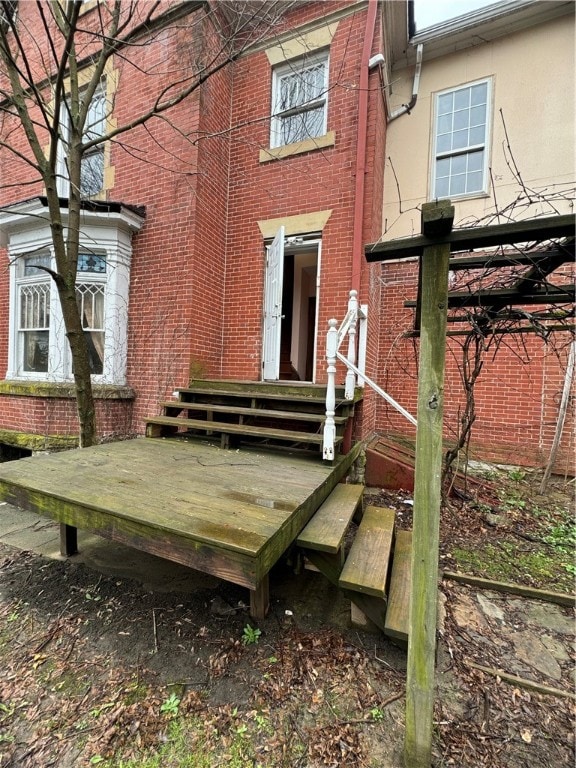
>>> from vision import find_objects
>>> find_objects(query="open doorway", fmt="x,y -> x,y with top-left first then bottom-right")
262,231 -> 320,382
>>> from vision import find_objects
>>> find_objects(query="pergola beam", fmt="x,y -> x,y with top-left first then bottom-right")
404,284 -> 575,310
365,213 -> 576,261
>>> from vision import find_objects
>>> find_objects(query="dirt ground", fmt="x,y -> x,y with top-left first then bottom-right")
0,466 -> 574,767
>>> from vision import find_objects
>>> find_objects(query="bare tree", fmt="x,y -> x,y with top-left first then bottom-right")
0,0 -> 295,447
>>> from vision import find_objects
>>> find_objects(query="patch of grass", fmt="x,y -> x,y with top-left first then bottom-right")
96,715 -> 256,768
452,540 -> 573,592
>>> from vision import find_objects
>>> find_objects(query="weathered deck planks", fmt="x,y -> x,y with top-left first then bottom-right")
0,437 -> 360,615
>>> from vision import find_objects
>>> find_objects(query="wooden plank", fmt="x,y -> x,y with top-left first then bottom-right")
384,530 -> 412,644
145,416 -> 342,445
405,200 -> 452,768
365,213 -> 576,261
180,384 -> 331,403
338,506 -> 395,598
465,662 -> 576,701
442,571 -> 575,607
296,484 -> 363,553
159,401 -> 348,424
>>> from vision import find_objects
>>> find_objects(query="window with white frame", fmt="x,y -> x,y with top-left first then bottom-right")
270,51 -> 329,148
15,251 -> 107,377
57,85 -> 106,198
17,254 -> 51,373
432,79 -> 491,199
1,200 -> 145,385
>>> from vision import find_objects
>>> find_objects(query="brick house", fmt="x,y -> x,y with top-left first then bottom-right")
0,0 -> 385,455
0,0 -> 573,473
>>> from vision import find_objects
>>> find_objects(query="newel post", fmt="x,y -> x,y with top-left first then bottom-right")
345,290 -> 358,400
323,318 -> 338,460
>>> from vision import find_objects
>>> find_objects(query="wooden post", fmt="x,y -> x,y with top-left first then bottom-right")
539,339 -> 575,492
404,200 -> 454,768
60,523 -> 78,556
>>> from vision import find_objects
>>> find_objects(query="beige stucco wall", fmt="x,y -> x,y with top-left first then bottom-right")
381,14 -> 575,238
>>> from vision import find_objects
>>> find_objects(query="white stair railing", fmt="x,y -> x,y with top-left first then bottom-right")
323,290 -> 416,461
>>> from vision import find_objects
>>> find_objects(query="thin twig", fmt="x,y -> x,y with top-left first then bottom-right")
152,609 -> 158,654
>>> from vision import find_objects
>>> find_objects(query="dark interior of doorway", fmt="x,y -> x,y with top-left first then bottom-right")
279,251 -> 317,382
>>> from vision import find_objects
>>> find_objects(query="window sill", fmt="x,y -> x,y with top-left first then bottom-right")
259,131 -> 335,163
0,381 -> 135,400
430,189 -> 490,203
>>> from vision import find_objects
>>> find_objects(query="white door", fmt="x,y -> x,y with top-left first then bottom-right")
262,226 -> 284,380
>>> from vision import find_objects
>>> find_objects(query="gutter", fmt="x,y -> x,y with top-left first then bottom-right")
351,0 -> 378,292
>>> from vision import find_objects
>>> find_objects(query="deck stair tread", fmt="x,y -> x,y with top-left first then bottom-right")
339,506 -> 395,598
297,484 -> 364,554
177,385 -> 345,403
384,529 -> 412,643
146,415 -> 342,445
159,401 -> 348,424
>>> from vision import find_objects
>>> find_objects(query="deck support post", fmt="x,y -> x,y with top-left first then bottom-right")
250,575 -> 269,621
59,523 -> 78,556
404,200 -> 453,768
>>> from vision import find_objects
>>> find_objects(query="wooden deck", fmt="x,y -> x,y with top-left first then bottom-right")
0,437 -> 360,617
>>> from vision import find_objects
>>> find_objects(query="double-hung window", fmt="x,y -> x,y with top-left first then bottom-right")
432,79 -> 491,199
270,51 -> 329,148
57,85 -> 106,198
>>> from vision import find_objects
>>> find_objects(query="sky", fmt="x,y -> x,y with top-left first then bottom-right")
414,0 -> 500,31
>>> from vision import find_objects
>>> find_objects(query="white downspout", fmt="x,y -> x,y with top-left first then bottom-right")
378,43 -> 423,122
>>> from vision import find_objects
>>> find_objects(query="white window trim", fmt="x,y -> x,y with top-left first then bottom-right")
57,84 -> 106,199
430,77 -> 493,201
1,200 -> 144,385
270,50 -> 330,150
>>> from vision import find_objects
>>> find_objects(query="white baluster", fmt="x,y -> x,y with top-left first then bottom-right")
323,318 -> 338,461
345,290 -> 358,400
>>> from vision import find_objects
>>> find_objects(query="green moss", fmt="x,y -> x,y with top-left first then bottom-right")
452,542 -> 574,593
0,428 -> 78,452
0,380 -> 134,400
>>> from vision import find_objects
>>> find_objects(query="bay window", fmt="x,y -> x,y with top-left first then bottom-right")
1,199 -> 145,385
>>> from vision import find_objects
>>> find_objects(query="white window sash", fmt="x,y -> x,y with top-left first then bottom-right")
431,78 -> 492,200
270,52 -> 329,149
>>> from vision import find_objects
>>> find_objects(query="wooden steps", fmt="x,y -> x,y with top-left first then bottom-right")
384,529 -> 412,645
158,401 -> 348,425
297,492 -> 412,644
339,506 -> 395,598
297,484 -> 364,554
146,415 -> 341,448
145,380 -> 359,455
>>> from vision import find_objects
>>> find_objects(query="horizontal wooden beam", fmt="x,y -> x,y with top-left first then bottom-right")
405,323 -> 575,338
405,284 -> 575,309
366,214 -> 576,261
448,245 -> 574,271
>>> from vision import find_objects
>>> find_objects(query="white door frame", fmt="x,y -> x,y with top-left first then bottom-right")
262,225 -> 285,380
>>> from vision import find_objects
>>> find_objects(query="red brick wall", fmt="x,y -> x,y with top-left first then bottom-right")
0,394 -> 133,440
376,260 -> 575,473
222,3 -> 376,382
